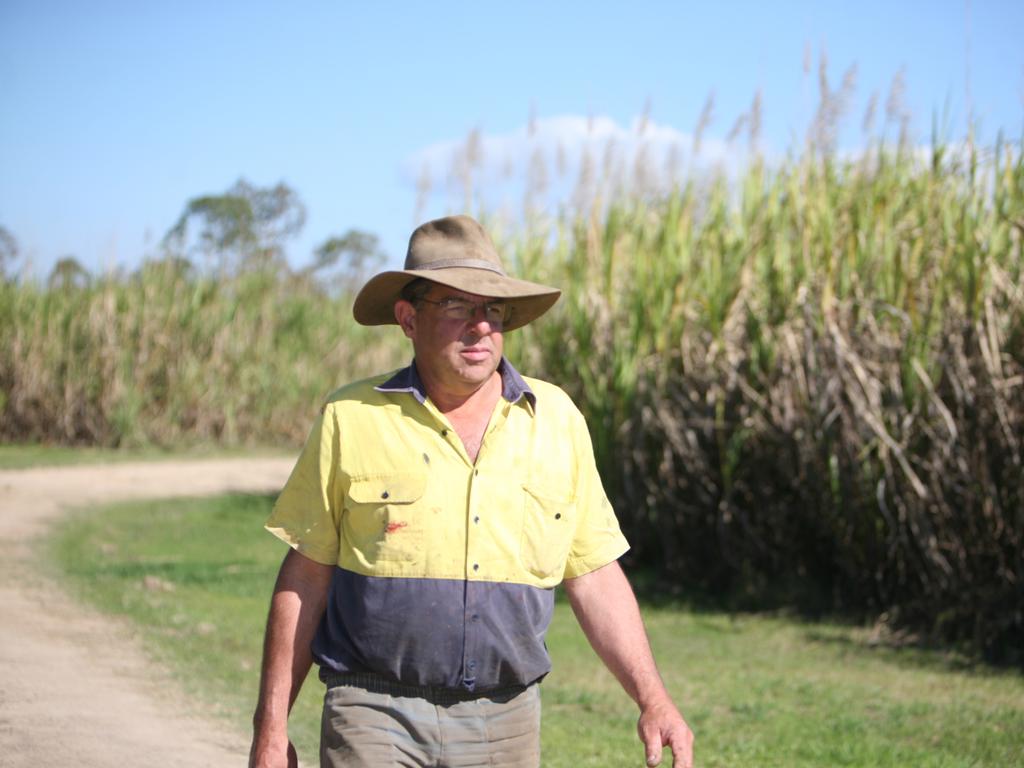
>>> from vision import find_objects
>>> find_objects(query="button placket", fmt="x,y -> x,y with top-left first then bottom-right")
463,582 -> 483,688
467,464 -> 480,575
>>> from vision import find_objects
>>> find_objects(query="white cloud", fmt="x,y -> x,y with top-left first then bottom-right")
404,113 -> 756,218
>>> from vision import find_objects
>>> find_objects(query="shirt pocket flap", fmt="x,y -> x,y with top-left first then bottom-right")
520,482 -> 576,581
348,473 -> 426,505
522,482 -> 574,507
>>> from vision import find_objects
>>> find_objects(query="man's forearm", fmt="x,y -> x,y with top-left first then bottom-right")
564,561 -> 694,767
251,549 -> 333,761
563,561 -> 667,705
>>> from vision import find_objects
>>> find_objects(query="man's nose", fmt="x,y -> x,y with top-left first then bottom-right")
468,305 -> 496,329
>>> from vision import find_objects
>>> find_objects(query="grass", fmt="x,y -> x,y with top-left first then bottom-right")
47,493 -> 1024,767
0,442 -> 291,469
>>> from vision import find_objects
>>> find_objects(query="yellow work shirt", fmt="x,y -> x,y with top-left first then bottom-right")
266,359 -> 629,691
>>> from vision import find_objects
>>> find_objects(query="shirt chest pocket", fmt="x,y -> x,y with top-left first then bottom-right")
344,473 -> 426,565
520,482 -> 576,581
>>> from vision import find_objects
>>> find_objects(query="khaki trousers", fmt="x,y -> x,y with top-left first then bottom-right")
320,681 -> 541,768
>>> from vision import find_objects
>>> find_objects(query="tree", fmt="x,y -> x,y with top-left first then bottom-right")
47,256 -> 90,290
164,179 -> 306,270
310,229 -> 384,274
308,229 -> 386,292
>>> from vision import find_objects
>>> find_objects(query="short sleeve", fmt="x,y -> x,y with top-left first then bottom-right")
265,407 -> 343,566
563,407 -> 630,579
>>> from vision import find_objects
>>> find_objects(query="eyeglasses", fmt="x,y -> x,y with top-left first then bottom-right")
417,296 -> 511,324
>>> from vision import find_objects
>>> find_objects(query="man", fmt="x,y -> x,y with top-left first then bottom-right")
249,215 -> 694,768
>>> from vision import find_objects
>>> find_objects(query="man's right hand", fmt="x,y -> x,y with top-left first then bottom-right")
248,735 -> 298,768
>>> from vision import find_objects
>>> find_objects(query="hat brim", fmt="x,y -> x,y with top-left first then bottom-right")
353,267 -> 560,332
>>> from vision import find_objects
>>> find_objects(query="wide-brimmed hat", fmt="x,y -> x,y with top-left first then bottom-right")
353,215 -> 560,332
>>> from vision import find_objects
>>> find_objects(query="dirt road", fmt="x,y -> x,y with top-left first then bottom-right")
0,457 -> 294,767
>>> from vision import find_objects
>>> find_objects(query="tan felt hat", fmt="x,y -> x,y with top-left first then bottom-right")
353,215 -> 561,332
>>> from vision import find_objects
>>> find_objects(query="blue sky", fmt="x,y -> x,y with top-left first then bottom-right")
2,0 -> 1022,277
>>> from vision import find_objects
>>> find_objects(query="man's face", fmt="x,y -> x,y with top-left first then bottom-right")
397,285 -> 506,398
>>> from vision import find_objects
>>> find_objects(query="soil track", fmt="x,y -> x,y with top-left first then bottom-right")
0,457 -> 294,767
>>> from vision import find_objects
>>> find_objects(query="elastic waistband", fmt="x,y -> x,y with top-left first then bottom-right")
320,670 -> 530,706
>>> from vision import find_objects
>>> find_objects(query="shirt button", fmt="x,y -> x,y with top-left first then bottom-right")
472,563 -> 479,571
441,429 -> 449,437
471,614 -> 480,622
473,516 -> 480,524
473,469 -> 479,476
467,660 -> 476,669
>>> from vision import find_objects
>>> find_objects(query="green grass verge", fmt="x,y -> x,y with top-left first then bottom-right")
0,442 -> 291,469
47,494 -> 1024,767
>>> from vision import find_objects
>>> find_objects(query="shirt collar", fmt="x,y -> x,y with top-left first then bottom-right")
376,357 -> 537,411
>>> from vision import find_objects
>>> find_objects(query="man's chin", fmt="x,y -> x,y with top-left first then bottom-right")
456,360 -> 499,385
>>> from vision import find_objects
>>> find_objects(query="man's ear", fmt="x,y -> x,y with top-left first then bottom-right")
394,300 -> 416,339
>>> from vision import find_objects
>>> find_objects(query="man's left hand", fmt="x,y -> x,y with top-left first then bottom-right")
637,697 -> 694,767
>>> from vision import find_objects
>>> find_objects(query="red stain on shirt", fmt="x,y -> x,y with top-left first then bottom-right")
385,521 -> 408,534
